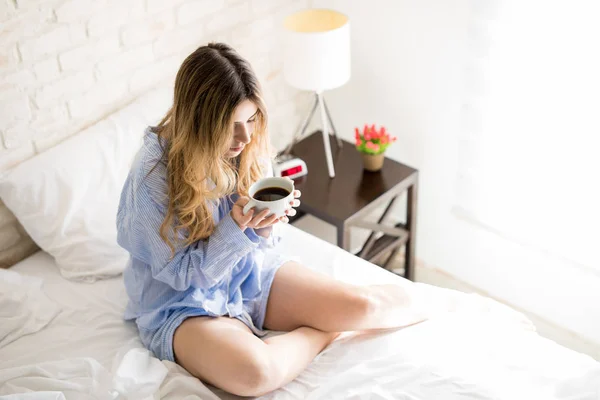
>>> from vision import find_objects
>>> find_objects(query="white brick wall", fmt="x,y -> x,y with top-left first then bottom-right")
0,0 -> 312,265
59,35 -> 121,72
176,0 -> 224,26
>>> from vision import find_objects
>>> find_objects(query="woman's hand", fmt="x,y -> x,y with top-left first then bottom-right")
231,190 -> 301,234
280,189 -> 301,224
231,196 -> 279,231
254,189 -> 302,238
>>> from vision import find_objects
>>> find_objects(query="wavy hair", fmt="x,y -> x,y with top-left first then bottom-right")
153,43 -> 269,254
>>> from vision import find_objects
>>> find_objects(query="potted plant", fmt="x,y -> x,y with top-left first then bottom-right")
354,124 -> 397,171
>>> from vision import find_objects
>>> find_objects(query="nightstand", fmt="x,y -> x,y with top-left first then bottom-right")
288,132 -> 418,280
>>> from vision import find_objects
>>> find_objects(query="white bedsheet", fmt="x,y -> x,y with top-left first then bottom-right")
0,269 -> 60,348
1,225 -> 599,399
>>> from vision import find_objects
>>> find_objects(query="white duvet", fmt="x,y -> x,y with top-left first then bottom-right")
0,270 -> 60,349
1,226 -> 599,400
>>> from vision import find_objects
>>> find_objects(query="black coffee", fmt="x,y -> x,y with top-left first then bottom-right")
253,187 -> 290,202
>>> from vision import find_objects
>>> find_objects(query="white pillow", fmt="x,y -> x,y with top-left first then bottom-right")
0,269 -> 60,348
0,86 -> 173,282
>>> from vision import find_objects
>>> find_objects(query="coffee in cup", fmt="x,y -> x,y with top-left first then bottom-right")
243,177 -> 295,218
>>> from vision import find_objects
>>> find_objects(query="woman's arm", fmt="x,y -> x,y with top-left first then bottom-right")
251,225 -> 281,250
150,212 -> 259,290
250,188 -> 301,249
118,183 -> 259,292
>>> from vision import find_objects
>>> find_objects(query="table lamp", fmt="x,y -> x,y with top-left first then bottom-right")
282,8 -> 351,178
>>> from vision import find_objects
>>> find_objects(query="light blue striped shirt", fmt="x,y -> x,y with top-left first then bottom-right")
116,128 -> 280,333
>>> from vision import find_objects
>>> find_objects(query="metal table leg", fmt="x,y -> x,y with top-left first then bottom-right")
404,179 -> 418,281
337,222 -> 350,251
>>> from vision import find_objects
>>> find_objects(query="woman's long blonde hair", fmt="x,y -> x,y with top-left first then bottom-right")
153,43 -> 269,254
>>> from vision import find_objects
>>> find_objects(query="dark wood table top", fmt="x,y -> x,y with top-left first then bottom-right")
290,132 -> 417,225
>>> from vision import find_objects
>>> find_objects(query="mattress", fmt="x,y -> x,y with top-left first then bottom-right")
1,225 -> 599,400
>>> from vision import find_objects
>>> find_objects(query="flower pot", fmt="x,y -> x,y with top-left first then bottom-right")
361,152 -> 385,172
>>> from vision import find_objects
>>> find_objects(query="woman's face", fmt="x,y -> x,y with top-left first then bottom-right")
226,99 -> 258,158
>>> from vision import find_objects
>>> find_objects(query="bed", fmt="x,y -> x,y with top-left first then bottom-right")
1,87 -> 599,400
2,225 -> 600,399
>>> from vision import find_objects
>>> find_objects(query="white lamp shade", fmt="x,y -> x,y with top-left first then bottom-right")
283,9 -> 351,92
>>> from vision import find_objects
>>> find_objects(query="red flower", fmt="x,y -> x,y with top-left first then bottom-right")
365,141 -> 380,152
355,124 -> 396,152
371,126 -> 380,139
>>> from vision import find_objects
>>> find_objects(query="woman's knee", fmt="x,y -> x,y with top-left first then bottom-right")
232,349 -> 282,397
343,285 -> 378,320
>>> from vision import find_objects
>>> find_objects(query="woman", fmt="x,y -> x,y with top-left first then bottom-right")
117,43 -> 429,397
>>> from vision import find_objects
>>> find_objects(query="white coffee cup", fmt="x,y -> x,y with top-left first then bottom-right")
243,177 -> 295,218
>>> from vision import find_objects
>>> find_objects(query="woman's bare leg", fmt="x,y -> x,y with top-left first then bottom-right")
264,261 -> 429,332
173,316 -> 338,397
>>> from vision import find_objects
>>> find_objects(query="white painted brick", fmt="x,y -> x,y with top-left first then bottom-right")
2,68 -> 36,89
59,34 -> 120,71
34,69 -> 95,108
174,31 -> 230,64
250,0 -> 279,15
0,0 -> 17,20
55,0 -> 106,22
147,0 -> 186,14
268,100 -> 299,149
30,104 -> 69,135
32,126 -> 80,154
255,36 -> 280,56
33,58 -> 61,83
0,6 -> 54,44
14,0 -> 48,11
268,41 -> 285,69
67,78 -> 129,120
231,15 -> 274,46
69,22 -> 87,44
0,87 -> 19,102
249,56 -> 271,82
198,31 -> 230,47
176,0 -> 224,26
129,55 -> 180,94
236,33 -> 278,63
19,24 -> 87,62
270,75 -> 299,102
269,98 -> 297,120
95,44 -> 154,80
205,2 -> 249,33
0,141 -> 34,172
273,0 -> 308,22
0,45 -> 20,71
122,12 -> 175,47
154,23 -> 205,58
87,0 -> 145,38
262,86 -> 276,109
0,93 -> 31,125
2,120 -> 33,149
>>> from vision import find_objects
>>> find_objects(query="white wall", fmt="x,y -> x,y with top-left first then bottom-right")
313,0 -> 600,346
0,0 -> 309,265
